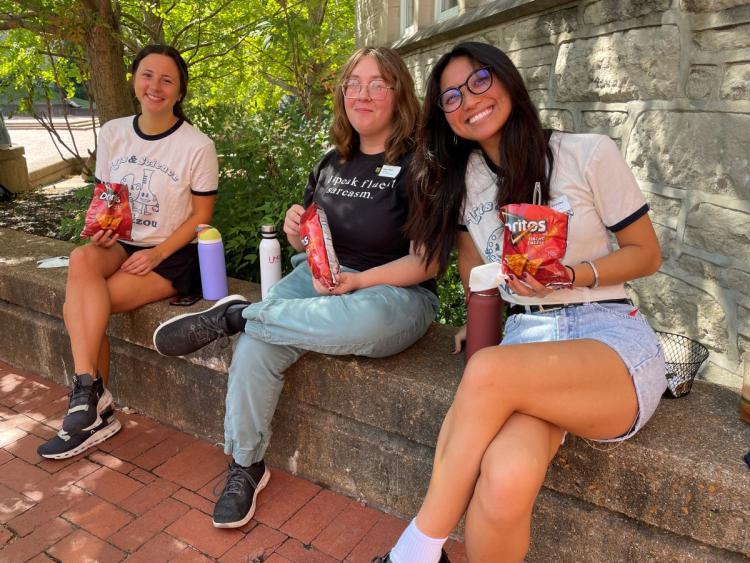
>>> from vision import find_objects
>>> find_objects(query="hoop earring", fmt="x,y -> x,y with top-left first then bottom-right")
453,134 -> 458,145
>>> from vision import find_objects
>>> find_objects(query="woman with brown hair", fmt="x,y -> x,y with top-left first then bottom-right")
152,46 -> 439,529
38,44 -> 218,460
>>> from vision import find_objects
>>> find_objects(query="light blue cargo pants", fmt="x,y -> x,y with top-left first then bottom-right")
223,253 -> 439,466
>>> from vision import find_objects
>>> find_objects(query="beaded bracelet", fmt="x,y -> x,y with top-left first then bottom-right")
583,260 -> 600,288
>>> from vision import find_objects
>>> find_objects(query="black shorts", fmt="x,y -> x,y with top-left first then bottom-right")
118,241 -> 202,297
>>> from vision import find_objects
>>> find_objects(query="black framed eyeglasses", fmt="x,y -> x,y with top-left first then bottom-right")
437,67 -> 493,113
342,79 -> 394,101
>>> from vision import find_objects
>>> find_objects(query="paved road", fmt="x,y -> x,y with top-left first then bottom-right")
5,117 -> 97,173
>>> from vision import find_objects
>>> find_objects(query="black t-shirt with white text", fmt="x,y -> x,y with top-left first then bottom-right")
303,149 -> 435,293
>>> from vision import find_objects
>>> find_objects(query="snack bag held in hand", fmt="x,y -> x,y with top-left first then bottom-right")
500,184 -> 571,289
299,203 -> 340,290
80,182 -> 132,240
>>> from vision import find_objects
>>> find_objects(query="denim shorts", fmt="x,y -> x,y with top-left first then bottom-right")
501,301 -> 667,442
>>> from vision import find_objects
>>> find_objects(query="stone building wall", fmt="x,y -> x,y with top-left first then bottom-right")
356,0 -> 750,389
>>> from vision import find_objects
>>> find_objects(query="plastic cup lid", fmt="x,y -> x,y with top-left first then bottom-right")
197,225 -> 222,241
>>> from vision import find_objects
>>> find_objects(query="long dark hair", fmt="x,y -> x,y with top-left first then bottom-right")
331,46 -> 419,164
405,42 -> 553,271
131,44 -> 191,124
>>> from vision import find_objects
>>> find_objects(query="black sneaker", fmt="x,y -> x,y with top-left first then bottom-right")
38,406 -> 121,459
153,294 -> 250,357
371,549 -> 451,563
212,459 -> 270,528
62,373 -> 112,434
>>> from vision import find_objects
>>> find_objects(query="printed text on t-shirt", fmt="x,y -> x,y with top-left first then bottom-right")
324,174 -> 396,200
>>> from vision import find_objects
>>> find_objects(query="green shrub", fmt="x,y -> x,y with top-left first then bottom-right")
57,184 -> 93,244
437,257 -> 466,327
192,101 -> 330,282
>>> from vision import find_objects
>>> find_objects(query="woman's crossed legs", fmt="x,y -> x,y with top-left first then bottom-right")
413,339 -> 637,563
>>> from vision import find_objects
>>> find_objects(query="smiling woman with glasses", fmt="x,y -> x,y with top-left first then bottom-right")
437,66 -> 492,112
376,41 -> 666,563
151,46 -> 441,533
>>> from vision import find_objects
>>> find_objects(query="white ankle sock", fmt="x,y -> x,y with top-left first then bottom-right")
390,519 -> 447,563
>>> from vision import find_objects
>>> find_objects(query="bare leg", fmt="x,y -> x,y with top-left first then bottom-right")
64,240 -> 177,383
107,269 -> 177,314
97,337 -> 110,385
63,243 -> 128,376
99,269 -> 177,384
464,413 -> 562,562
415,339 -> 638,538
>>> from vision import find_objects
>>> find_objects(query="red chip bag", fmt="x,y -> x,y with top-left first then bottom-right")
500,202 -> 571,288
80,182 -> 132,241
299,203 -> 340,289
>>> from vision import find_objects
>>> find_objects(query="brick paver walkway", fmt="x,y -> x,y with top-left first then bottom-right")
0,360 -> 467,562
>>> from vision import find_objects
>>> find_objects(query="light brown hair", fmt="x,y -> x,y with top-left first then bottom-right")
331,47 -> 419,164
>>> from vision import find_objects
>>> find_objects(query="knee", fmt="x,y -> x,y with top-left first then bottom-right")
475,452 -> 545,525
460,347 -> 507,398
68,245 -> 97,278
230,334 -> 286,383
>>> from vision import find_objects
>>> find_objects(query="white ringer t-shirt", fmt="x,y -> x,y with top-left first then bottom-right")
460,132 -> 649,306
95,115 -> 219,246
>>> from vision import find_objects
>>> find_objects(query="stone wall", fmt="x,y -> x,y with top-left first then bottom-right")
357,0 -> 750,389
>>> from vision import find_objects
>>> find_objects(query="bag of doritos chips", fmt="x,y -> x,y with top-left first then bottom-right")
80,182 -> 132,240
500,184 -> 571,289
299,203 -> 340,290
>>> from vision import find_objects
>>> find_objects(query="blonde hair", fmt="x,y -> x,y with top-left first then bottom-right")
331,47 -> 419,164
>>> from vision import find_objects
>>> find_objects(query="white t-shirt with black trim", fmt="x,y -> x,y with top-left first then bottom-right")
460,131 -> 649,306
95,115 -> 219,246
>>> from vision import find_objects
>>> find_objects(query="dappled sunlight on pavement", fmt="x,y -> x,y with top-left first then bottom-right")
0,360 -> 467,562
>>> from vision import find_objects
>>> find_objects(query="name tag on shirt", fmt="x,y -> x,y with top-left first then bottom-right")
378,165 -> 401,178
549,195 -> 572,215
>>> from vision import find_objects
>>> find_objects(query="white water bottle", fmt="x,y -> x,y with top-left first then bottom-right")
259,224 -> 282,299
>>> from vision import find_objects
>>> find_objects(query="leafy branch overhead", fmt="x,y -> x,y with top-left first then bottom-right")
0,0 -> 354,124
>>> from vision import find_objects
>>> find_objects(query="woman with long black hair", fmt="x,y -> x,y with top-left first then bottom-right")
376,42 -> 666,563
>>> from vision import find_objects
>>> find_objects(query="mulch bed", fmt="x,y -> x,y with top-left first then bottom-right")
0,186 -> 88,240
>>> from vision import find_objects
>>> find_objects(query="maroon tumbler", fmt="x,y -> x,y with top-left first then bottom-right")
465,287 -> 504,361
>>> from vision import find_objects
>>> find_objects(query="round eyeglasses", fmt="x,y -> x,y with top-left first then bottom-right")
438,67 -> 493,113
342,80 -> 394,101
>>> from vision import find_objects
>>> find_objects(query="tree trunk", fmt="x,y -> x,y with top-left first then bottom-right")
80,0 -> 134,125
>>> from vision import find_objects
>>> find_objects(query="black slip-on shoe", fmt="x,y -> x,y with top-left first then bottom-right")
153,294 -> 250,357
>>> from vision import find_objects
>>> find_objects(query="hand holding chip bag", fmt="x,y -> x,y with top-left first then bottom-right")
500,201 -> 571,289
80,182 -> 133,241
299,203 -> 340,290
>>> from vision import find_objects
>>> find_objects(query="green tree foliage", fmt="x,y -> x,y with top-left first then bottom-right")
0,1 -> 354,121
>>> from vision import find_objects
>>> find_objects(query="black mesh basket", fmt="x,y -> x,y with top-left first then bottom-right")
657,331 -> 709,398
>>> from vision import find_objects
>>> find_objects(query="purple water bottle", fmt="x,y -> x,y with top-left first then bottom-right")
196,224 -> 228,300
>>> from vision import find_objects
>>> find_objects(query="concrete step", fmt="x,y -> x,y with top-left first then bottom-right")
530,488 -> 748,562
1,227 -> 748,559
29,159 -> 82,187
5,118 -> 97,131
